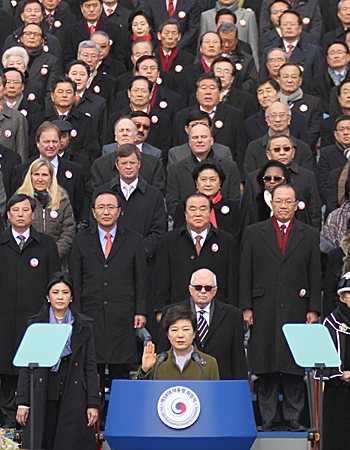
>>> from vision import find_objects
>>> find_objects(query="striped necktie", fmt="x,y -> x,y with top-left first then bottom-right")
198,310 -> 209,342
168,0 -> 175,17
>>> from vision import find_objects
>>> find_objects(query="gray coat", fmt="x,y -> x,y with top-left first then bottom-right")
0,104 -> 28,161
167,142 -> 232,167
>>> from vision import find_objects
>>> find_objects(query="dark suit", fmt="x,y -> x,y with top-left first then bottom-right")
0,145 -> 21,201
25,48 -> 62,97
30,105 -> 96,161
260,35 -> 325,84
244,134 -> 315,179
173,103 -> 247,178
245,109 -> 311,147
317,144 -> 347,205
70,224 -> 148,365
97,55 -> 126,80
0,9 -> 16,59
102,141 -> 162,160
12,156 -> 85,222
11,96 -> 43,130
168,142 -> 232,165
106,106 -> 172,164
326,166 -> 344,217
116,69 -> 176,92
320,114 -> 337,148
230,48 -> 258,94
113,85 -> 181,126
311,70 -> 350,114
90,151 -> 165,193
166,149 -> 241,217
239,218 -> 321,421
41,6 -> 77,46
157,298 -> 248,380
101,4 -> 131,42
139,0 -> 200,54
177,61 -> 205,107
154,224 -> 239,309
23,79 -> 45,108
323,245 -> 344,317
62,16 -> 125,67
322,26 -> 347,53
259,29 -> 315,59
87,71 -> 117,114
154,46 -> 195,75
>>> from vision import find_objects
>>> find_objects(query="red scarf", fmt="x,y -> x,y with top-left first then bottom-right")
272,216 -> 294,255
149,83 -> 159,107
197,189 -> 222,228
201,57 -> 211,73
159,44 -> 179,71
132,33 -> 151,41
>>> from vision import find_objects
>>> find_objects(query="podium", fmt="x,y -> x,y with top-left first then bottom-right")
105,380 -> 257,450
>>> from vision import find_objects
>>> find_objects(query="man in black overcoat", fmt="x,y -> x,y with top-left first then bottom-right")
154,193 -> 239,312
240,184 -> 321,432
157,268 -> 247,380
0,194 -> 60,427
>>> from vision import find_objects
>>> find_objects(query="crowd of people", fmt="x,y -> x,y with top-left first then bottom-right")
0,0 -> 350,447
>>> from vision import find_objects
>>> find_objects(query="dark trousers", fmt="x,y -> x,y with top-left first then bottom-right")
258,372 -> 305,423
0,374 -> 18,426
42,399 -> 62,450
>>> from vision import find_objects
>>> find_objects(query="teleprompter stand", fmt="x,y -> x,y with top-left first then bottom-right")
13,323 -> 72,450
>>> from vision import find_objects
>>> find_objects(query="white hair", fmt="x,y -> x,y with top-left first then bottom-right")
77,40 -> 100,55
2,47 -> 29,69
190,269 -> 217,286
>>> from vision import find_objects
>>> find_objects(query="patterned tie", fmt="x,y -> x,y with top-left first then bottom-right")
47,13 -> 52,25
18,235 -> 25,250
280,224 -> 286,240
198,310 -> 209,342
107,8 -> 113,16
287,44 -> 293,57
195,235 -> 201,256
104,232 -> 113,259
338,73 -> 343,83
168,0 -> 175,17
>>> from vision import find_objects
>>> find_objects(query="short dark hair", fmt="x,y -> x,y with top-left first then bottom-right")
199,31 -> 221,47
22,23 -> 43,36
326,40 -> 349,55
0,71 -> 7,87
128,9 -> 153,34
163,305 -> 197,334
135,54 -> 159,72
279,10 -> 302,25
255,77 -> 280,94
65,59 -> 90,76
22,0 -> 44,14
129,75 -> 153,92
192,160 -> 226,185
184,193 -> 213,211
334,115 -> 350,130
279,61 -> 302,77
211,56 -> 236,76
257,160 -> 291,191
7,194 -> 36,212
158,18 -> 180,33
271,183 -> 298,200
35,121 -> 60,143
269,0 -> 290,12
131,37 -> 154,54
267,133 -> 294,151
92,189 -> 121,208
128,111 -> 150,121
2,67 -> 25,83
80,0 -> 102,5
51,76 -> 76,93
215,8 -> 236,24
338,78 -> 350,96
185,110 -> 212,127
115,143 -> 141,162
195,72 -> 222,91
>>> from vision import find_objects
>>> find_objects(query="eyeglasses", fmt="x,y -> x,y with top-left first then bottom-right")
190,285 -> 217,292
135,123 -> 151,130
214,68 -> 233,75
23,31 -> 42,37
280,21 -> 299,26
269,146 -> 293,152
267,112 -> 289,119
336,126 -> 350,132
130,88 -> 149,94
6,80 -> 22,86
328,50 -> 347,56
221,39 -> 235,45
267,57 -> 286,63
271,8 -> 288,15
79,53 -> 99,60
263,175 -> 286,182
202,39 -> 221,45
271,199 -> 297,206
94,205 -> 120,212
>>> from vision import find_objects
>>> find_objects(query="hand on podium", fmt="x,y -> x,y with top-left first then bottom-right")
142,342 -> 157,373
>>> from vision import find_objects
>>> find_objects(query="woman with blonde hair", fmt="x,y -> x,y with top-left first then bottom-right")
16,158 -> 75,269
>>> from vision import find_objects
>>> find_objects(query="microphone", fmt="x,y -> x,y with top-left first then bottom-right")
191,351 -> 205,380
153,352 -> 168,380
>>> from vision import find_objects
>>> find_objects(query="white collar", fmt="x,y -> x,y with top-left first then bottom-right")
12,227 -> 30,242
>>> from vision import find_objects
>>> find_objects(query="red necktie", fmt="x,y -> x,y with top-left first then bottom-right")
195,235 -> 201,256
75,94 -> 81,102
107,8 -> 113,16
168,0 -> 175,17
89,25 -> 96,34
104,232 -> 113,259
47,13 -> 52,25
287,44 -> 293,57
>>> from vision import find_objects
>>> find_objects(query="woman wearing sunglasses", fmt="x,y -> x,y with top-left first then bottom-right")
134,305 -> 219,380
173,160 -> 240,237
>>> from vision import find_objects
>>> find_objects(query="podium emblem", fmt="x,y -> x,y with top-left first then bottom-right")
157,386 -> 200,429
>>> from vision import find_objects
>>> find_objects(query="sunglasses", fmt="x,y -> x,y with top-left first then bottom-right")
190,285 -> 216,292
135,123 -> 151,130
270,146 -> 292,153
263,175 -> 286,182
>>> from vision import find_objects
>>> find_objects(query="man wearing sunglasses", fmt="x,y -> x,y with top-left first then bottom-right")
240,183 -> 321,432
242,133 -> 322,230
244,101 -> 315,179
157,268 -> 248,381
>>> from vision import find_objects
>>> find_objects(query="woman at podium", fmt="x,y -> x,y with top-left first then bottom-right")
319,272 -> 350,449
15,272 -> 100,450
134,305 -> 220,380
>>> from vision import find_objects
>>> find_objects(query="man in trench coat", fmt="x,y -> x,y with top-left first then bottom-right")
239,183 -> 321,432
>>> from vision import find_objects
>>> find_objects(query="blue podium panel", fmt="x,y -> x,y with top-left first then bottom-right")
105,380 -> 257,450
